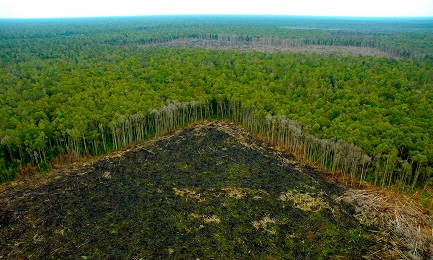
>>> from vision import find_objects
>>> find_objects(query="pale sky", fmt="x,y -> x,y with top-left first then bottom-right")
0,0 -> 432,18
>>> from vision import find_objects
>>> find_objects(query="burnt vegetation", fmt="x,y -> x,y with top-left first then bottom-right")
0,121 -> 393,259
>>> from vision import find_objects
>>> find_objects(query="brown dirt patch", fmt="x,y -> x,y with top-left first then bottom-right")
144,38 -> 395,58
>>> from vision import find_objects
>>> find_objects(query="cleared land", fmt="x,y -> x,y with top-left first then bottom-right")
0,121 -> 431,258
145,38 -> 395,58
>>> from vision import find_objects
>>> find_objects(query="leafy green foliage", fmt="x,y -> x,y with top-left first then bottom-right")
0,16 -> 432,188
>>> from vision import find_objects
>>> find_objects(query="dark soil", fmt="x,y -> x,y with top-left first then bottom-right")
0,121 -> 388,259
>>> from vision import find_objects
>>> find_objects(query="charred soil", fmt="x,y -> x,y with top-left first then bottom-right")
0,121 -> 402,259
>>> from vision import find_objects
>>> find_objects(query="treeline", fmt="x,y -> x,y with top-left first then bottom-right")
0,100 -> 206,182
231,100 -> 430,189
2,96 -> 430,191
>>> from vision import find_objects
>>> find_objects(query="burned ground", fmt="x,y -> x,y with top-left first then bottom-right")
0,121 -> 393,259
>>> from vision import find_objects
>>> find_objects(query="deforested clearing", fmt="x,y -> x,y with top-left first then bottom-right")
145,38 -> 395,58
1,121 -> 431,259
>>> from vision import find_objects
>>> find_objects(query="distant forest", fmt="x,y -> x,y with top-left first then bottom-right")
1,16 -> 432,191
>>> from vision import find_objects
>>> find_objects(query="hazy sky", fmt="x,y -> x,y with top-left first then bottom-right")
1,0 -> 433,18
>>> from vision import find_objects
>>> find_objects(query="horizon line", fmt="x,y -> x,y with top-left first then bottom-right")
1,14 -> 433,20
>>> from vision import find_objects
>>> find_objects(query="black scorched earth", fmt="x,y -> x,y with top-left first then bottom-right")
0,121 -> 389,259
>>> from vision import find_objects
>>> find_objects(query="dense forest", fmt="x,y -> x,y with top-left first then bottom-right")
1,16 -> 433,194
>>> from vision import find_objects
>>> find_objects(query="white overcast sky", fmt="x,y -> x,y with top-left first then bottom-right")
0,0 -> 432,18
